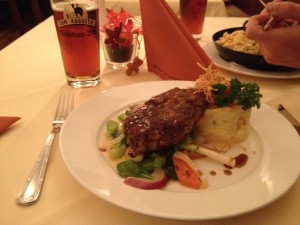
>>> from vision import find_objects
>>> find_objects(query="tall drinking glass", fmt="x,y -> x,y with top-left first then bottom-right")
50,0 -> 100,88
180,0 -> 207,40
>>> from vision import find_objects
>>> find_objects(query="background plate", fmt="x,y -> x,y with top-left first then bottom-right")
203,42 -> 300,79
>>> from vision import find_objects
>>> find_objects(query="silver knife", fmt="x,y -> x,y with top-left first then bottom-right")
278,104 -> 300,135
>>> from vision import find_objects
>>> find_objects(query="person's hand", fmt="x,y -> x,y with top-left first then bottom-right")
246,1 -> 300,68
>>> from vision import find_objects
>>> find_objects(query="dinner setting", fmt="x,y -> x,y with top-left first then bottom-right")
1,0 -> 300,224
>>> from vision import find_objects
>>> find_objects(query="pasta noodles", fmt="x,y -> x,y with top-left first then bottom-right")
216,30 -> 261,55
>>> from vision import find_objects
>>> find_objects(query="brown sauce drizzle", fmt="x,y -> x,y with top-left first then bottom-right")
128,150 -> 136,158
234,153 -> 248,168
210,171 -> 217,176
224,153 -> 248,169
223,169 -> 232,176
222,153 -> 248,176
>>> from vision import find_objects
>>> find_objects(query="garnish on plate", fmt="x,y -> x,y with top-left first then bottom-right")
194,64 -> 262,152
212,78 -> 261,110
195,64 -> 262,110
98,65 -> 262,190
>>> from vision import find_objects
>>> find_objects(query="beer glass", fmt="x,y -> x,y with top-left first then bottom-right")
50,0 -> 100,88
180,0 -> 207,40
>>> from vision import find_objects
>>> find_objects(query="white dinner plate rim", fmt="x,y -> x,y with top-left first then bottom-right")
203,42 -> 300,79
60,80 -> 300,220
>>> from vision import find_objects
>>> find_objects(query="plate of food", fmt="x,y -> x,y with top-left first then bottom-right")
212,27 -> 293,71
204,41 -> 300,79
60,70 -> 300,220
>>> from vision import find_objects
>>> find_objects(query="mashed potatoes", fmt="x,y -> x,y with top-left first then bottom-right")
194,106 -> 251,152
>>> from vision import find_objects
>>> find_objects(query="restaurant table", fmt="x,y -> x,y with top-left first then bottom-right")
106,0 -> 228,17
1,15 -> 300,225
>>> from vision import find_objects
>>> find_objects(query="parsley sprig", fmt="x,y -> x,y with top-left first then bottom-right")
212,78 -> 262,110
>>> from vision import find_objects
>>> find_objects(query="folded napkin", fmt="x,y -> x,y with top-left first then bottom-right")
0,117 -> 21,134
140,0 -> 212,80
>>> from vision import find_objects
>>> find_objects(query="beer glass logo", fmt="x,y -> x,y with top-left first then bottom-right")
57,4 -> 96,27
64,4 -> 85,19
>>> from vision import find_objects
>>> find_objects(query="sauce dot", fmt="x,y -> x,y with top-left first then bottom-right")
224,169 -> 232,176
235,153 -> 248,168
210,171 -> 217,176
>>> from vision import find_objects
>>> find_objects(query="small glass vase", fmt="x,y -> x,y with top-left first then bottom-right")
101,32 -> 139,69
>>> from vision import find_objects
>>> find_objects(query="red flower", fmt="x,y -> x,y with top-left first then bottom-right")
102,8 -> 141,49
104,24 -> 125,49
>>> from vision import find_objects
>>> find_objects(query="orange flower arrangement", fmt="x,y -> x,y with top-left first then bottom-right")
101,8 -> 142,64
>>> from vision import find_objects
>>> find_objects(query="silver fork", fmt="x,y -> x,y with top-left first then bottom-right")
16,94 -> 74,205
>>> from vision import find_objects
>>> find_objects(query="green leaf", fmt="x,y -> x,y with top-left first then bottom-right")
153,155 -> 166,168
164,148 -> 177,180
117,113 -> 127,122
140,157 -> 155,173
177,143 -> 199,152
212,78 -> 262,110
117,160 -> 153,179
109,142 -> 127,159
106,120 -> 119,137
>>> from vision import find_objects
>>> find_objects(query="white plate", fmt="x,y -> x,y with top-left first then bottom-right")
203,42 -> 300,79
60,81 -> 300,220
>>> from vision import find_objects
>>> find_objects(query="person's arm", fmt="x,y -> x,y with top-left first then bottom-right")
246,1 -> 300,68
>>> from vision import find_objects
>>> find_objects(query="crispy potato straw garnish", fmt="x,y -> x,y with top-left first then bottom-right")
126,57 -> 143,75
194,63 -> 229,104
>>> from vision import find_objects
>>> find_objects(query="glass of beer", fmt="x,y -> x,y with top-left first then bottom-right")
180,0 -> 207,40
50,0 -> 100,88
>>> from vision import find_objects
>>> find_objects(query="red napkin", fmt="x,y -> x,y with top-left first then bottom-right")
0,117 -> 21,134
140,0 -> 212,80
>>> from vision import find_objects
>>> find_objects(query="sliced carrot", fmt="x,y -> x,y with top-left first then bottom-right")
189,152 -> 206,160
173,157 -> 201,189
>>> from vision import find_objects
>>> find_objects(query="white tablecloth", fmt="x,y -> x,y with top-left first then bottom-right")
106,0 -> 228,16
1,16 -> 300,225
